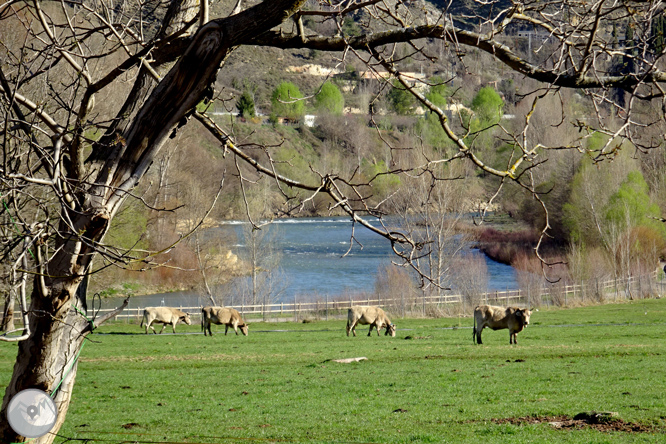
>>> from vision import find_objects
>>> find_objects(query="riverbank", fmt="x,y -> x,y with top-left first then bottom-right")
93,214 -> 525,301
458,213 -> 539,265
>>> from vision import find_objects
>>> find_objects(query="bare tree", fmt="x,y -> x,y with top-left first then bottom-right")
2,1 -> 666,441
238,221 -> 285,313
450,253 -> 489,314
389,161 -> 474,299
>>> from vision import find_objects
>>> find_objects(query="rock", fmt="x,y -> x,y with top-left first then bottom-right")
332,357 -> 367,364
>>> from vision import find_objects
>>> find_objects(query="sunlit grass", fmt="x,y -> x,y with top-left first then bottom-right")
1,299 -> 666,443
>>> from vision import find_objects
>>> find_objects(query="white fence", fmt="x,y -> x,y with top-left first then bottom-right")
89,272 -> 664,323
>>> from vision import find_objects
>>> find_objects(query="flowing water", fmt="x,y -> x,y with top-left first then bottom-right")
102,217 -> 518,309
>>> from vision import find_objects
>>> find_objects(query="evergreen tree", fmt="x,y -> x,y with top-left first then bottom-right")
237,91 -> 256,118
388,80 -> 417,115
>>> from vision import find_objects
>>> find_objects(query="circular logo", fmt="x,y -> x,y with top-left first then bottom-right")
7,389 -> 58,438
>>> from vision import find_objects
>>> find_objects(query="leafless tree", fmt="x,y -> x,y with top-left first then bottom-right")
389,161 -> 474,300
2,0 -> 666,441
238,221 -> 285,313
450,253 -> 489,314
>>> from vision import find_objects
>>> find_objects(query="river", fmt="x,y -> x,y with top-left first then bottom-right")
101,216 -> 518,309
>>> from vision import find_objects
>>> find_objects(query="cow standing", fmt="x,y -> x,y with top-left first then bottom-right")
473,305 -> 531,344
201,306 -> 249,336
141,307 -> 192,334
346,306 -> 396,337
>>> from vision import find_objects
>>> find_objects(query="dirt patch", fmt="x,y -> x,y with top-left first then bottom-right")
492,415 -> 659,433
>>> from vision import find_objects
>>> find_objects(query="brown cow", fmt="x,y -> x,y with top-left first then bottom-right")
473,305 -> 531,345
141,307 -> 192,334
346,306 -> 396,337
201,306 -> 249,336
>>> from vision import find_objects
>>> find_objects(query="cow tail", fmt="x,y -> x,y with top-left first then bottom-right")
472,315 -> 476,344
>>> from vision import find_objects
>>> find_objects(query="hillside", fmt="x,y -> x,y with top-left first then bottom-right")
84,1 -> 665,297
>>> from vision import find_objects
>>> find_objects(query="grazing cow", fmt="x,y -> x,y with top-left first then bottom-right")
346,306 -> 396,337
141,307 -> 192,334
473,305 -> 531,345
201,306 -> 249,337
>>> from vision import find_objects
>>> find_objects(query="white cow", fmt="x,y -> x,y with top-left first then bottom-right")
201,306 -> 249,336
346,306 -> 396,337
473,305 -> 532,344
140,307 -> 192,334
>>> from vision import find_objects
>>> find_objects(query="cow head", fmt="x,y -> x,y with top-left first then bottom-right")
384,323 -> 396,337
181,313 -> 192,325
516,309 -> 531,327
239,323 -> 249,336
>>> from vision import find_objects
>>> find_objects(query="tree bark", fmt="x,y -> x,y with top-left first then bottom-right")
1,291 -> 15,332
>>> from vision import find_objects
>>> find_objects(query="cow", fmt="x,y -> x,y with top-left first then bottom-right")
201,306 -> 249,337
473,305 -> 531,345
140,307 -> 192,334
346,306 -> 396,337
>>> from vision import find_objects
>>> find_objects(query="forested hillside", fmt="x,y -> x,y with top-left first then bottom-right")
94,0 -> 666,298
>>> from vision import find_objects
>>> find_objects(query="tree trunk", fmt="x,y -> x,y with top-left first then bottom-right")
1,290 -> 15,332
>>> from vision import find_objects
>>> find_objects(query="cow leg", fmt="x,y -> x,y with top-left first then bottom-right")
351,321 -> 357,337
476,327 -> 483,345
159,324 -> 166,334
367,324 -> 374,336
375,323 -> 381,336
225,324 -> 229,335
172,323 -> 177,334
207,322 -> 213,336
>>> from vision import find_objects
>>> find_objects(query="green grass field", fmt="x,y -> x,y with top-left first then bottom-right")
2,299 -> 666,443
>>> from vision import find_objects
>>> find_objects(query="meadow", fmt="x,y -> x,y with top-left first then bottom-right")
2,299 -> 666,443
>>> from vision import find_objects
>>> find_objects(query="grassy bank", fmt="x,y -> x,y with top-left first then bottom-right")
2,299 -> 666,443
